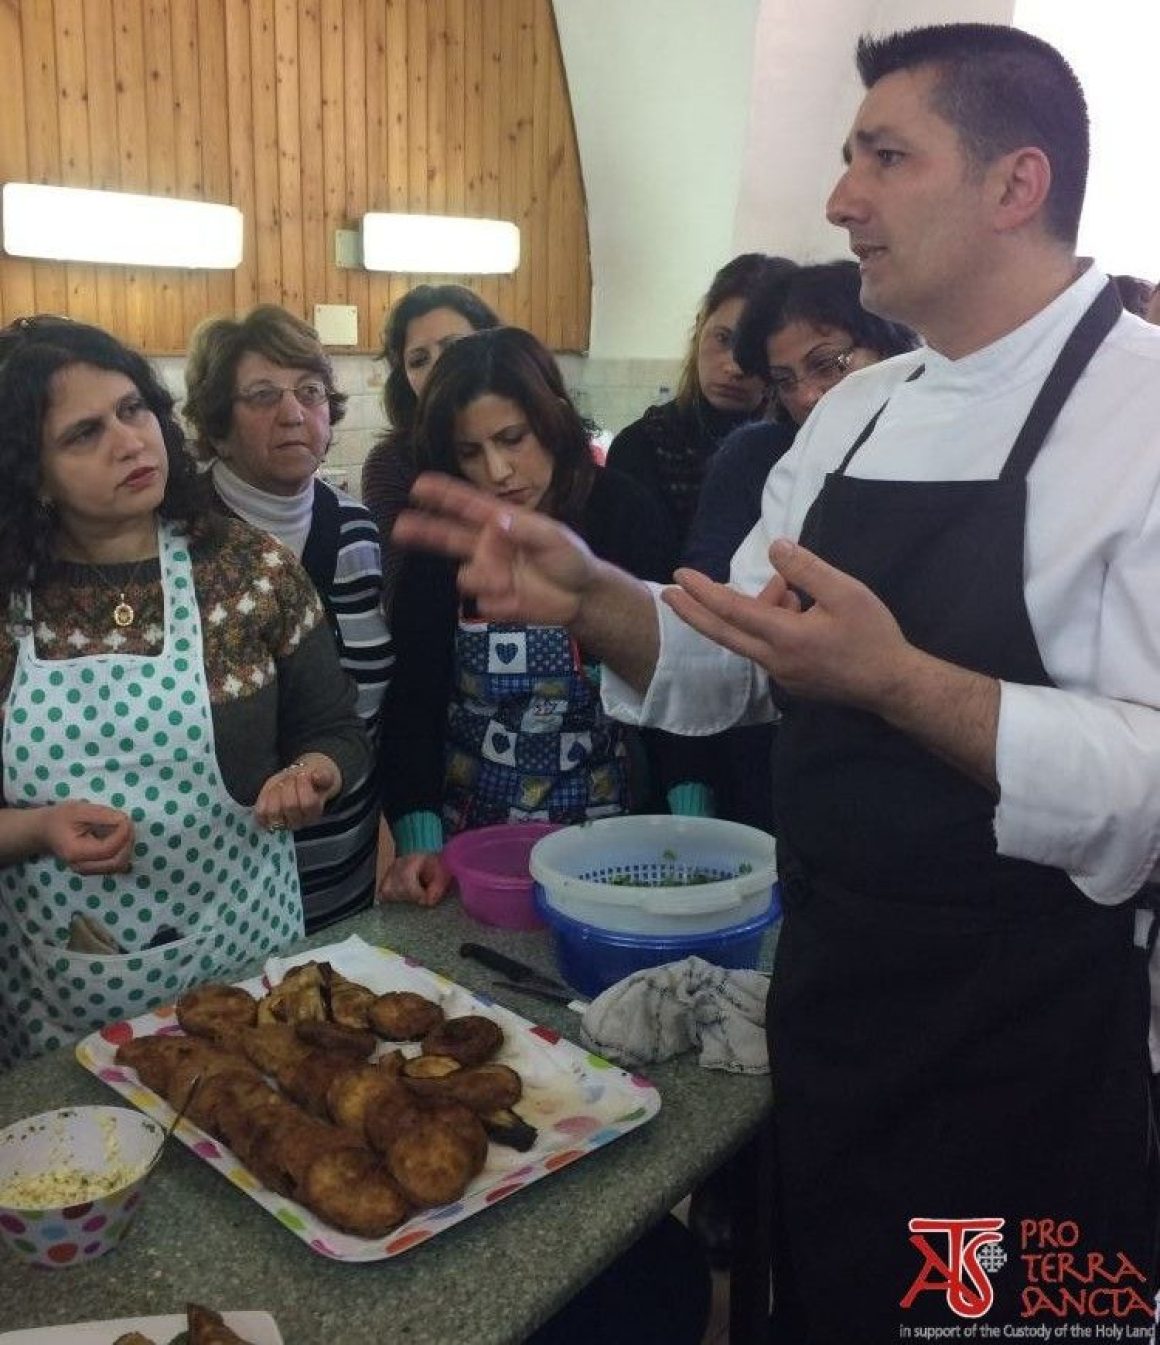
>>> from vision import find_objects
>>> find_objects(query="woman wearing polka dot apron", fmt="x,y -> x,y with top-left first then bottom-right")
0,318 -> 370,1068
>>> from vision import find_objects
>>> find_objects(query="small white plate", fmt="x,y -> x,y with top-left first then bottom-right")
0,1311 -> 281,1344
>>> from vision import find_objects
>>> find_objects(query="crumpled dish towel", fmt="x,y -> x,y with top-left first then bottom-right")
580,956 -> 770,1074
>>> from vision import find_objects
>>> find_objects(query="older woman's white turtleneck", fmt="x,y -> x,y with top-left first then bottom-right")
211,459 -> 314,559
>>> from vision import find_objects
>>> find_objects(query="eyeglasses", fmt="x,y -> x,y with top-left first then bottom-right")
768,346 -> 856,398
234,380 -> 329,410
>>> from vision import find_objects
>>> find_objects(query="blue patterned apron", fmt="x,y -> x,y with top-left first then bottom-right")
442,616 -> 628,833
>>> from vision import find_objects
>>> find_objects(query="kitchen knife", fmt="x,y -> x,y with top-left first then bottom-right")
459,941 -> 571,993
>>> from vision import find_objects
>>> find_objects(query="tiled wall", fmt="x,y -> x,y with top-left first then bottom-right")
155,352 -> 684,498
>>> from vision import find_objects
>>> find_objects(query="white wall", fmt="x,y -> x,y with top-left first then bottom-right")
1015,0 -> 1160,279
552,0 -> 761,359
554,0 -> 1018,361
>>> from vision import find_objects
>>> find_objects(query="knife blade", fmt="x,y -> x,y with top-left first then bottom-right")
459,941 -> 570,993
491,980 -> 588,1011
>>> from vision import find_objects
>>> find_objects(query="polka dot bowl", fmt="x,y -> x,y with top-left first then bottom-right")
0,1105 -> 163,1269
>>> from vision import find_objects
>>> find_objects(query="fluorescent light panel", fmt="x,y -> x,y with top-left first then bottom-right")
2,183 -> 243,269
361,213 -> 519,274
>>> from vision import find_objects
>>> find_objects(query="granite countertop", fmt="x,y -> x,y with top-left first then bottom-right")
0,900 -> 776,1344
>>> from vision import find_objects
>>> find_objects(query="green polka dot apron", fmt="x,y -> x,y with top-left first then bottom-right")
442,616 -> 628,833
0,521 -> 303,1067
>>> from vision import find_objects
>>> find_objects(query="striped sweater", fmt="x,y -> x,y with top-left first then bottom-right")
220,479 -> 394,930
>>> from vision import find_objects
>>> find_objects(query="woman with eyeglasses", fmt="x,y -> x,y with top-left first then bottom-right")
362,285 -> 501,618
605,254 -> 791,564
685,260 -> 920,583
183,305 -> 391,931
0,316 -> 369,1066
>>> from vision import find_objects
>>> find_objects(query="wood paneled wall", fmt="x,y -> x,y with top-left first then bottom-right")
0,0 -> 591,353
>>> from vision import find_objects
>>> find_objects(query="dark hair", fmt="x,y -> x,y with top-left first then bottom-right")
674,253 -> 793,411
1111,275 -> 1152,319
856,23 -> 1088,245
182,304 -> 346,460
733,260 -> 920,380
412,326 -> 595,528
0,316 -> 210,607
376,284 -> 501,434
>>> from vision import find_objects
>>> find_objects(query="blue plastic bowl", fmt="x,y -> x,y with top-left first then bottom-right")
533,882 -> 781,998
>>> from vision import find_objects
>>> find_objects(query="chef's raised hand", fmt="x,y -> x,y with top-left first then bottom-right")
665,539 -> 912,712
255,752 -> 342,832
394,472 -> 598,625
42,801 -> 135,875
376,852 -> 453,908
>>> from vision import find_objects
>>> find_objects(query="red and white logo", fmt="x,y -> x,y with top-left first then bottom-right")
900,1216 -> 1007,1318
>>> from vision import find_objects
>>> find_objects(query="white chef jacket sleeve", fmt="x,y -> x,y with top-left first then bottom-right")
600,443 -> 805,734
994,486 -> 1160,906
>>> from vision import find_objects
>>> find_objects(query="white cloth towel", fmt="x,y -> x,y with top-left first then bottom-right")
580,956 -> 770,1075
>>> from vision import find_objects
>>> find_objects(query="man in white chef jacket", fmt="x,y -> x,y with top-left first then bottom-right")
397,22 -> 1160,1343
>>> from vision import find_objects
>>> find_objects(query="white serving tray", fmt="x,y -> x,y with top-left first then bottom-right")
0,1310 -> 280,1344
76,935 -> 660,1262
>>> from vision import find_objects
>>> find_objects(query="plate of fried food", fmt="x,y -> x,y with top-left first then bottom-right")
75,936 -> 660,1261
0,1304 -> 279,1344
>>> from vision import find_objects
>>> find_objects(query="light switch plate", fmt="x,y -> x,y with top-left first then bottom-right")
313,303 -> 359,346
334,228 -> 361,268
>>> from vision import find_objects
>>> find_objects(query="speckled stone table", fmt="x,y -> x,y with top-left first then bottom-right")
0,899 -> 776,1344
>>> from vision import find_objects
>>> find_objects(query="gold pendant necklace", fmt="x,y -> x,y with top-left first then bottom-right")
78,554 -> 150,629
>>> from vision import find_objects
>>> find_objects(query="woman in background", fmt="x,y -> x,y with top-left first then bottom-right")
378,327 -> 674,906
183,304 -> 390,931
362,284 -> 501,616
0,317 -> 367,1065
605,253 -> 792,562
686,259 -> 920,581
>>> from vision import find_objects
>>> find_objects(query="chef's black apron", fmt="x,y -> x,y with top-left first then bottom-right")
767,281 -> 1157,1341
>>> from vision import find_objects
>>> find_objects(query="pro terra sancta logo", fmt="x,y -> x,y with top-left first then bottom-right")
897,1216 -> 1155,1340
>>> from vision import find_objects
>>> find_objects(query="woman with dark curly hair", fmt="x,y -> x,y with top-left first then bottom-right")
361,284 -> 501,616
0,317 -> 368,1065
377,326 -> 674,906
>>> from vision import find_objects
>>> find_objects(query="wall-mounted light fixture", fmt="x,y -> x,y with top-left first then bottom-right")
2,183 -> 243,268
360,213 -> 520,274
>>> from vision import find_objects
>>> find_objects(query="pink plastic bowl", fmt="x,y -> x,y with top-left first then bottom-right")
444,822 -> 561,930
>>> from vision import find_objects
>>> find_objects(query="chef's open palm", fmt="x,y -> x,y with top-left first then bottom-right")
394,473 -> 598,625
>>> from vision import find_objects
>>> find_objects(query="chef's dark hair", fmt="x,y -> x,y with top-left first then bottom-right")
0,316 -> 209,605
412,326 -> 595,529
855,24 -> 1088,246
733,260 -> 919,381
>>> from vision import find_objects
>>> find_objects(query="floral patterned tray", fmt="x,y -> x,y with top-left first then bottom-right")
75,935 -> 660,1262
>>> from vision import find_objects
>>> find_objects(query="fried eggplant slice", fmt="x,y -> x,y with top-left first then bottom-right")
327,979 -> 378,1030
398,1099 -> 488,1176
175,983 -> 258,1041
187,1302 -> 255,1345
421,1014 -> 503,1066
282,1050 -> 362,1119
401,1053 -> 461,1080
294,1019 -> 377,1059
481,1107 -> 538,1153
364,1088 -> 425,1156
404,1062 -> 522,1113
368,990 -> 445,1040
115,1034 -> 212,1096
234,1022 -> 313,1079
300,1147 -> 411,1237
386,1117 -> 477,1207
327,1064 -> 412,1139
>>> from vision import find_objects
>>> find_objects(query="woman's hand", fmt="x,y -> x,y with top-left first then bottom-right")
376,852 -> 453,907
41,802 -> 135,875
255,752 -> 342,832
